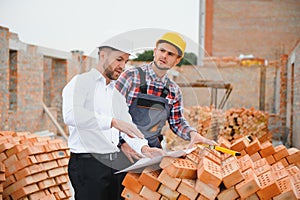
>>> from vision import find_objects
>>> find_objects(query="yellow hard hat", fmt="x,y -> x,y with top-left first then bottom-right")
156,32 -> 186,57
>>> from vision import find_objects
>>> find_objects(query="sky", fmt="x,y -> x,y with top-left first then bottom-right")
0,0 -> 201,56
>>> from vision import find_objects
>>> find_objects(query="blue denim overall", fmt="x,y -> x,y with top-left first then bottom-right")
129,68 -> 170,148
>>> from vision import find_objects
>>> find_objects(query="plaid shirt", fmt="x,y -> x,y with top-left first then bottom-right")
115,63 -> 195,141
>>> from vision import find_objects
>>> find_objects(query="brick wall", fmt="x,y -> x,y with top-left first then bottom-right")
211,0 -> 300,60
0,26 -> 9,130
287,42 -> 300,148
0,26 -> 99,135
176,61 -> 278,113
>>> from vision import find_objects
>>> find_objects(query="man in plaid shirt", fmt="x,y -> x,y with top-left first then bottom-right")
115,32 -> 216,150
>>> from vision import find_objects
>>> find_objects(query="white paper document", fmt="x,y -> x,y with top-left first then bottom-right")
116,147 -> 196,174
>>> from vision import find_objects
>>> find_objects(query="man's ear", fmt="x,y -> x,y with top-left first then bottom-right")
175,57 -> 182,66
99,50 -> 109,61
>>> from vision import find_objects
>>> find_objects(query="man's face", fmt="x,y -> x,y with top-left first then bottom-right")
103,50 -> 130,80
153,42 -> 181,70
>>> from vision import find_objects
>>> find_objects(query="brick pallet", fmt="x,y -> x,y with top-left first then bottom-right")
122,135 -> 300,200
0,131 -> 70,200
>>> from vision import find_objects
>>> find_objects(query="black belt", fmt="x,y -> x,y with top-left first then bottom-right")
71,152 -> 118,161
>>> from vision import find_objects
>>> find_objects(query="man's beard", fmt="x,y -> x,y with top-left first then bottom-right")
103,61 -> 116,80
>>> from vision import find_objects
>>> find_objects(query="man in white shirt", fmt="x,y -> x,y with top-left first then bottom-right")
62,38 -> 164,200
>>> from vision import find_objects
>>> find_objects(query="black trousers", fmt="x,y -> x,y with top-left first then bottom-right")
68,151 -> 132,200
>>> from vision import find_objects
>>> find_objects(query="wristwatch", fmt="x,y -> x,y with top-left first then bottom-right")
117,137 -> 126,148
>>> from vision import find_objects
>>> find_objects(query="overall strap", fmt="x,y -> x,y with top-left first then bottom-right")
137,67 -> 147,94
160,79 -> 170,98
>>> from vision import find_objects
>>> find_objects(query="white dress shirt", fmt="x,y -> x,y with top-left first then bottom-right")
62,68 -> 148,154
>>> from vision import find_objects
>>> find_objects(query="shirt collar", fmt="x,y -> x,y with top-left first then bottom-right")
147,62 -> 168,83
90,68 -> 115,88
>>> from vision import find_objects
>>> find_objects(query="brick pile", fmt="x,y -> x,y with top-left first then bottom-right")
0,131 -> 70,200
165,106 -> 270,151
121,135 -> 300,200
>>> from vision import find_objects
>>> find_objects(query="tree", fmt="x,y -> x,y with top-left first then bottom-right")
133,50 -> 198,66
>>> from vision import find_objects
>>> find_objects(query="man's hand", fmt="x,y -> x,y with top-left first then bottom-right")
187,131 -> 217,149
111,118 -> 144,139
120,142 -> 144,163
141,146 -> 166,158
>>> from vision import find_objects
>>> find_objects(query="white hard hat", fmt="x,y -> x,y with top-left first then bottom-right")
98,36 -> 135,56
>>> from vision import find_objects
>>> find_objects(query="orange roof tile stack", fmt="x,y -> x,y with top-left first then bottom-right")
122,135 -> 300,200
0,131 -> 70,200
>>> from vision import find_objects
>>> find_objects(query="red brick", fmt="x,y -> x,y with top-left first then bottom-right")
51,150 -> 67,159
0,152 -> 7,162
265,154 -> 275,165
250,152 -> 261,162
216,186 -> 239,200
202,148 -> 221,165
32,171 -> 48,182
35,153 -> 54,163
291,173 -> 300,184
221,157 -> 244,188
14,164 -> 44,180
10,183 -> 39,200
16,145 -> 45,159
121,187 -> 145,200
39,194 -> 56,200
195,179 -> 219,200
273,176 -> 298,200
47,167 -> 66,178
259,141 -> 275,157
293,182 -> 300,199
245,137 -> 261,155
157,169 -> 181,190
160,156 -> 177,169
286,165 -> 300,176
42,160 -> 59,171
28,190 -> 47,200
230,137 -> 249,152
122,173 -> 143,194
287,148 -> 300,164
237,154 -> 254,172
3,154 -> 18,167
197,158 -> 222,188
38,178 -> 56,189
4,176 -> 35,197
196,195 -> 210,200
279,157 -> 289,167
54,174 -> 69,184
5,144 -> 27,158
218,136 -> 232,149
253,158 -> 268,169
3,174 -> 16,188
157,184 -> 180,200
235,168 -> 260,199
186,151 -> 201,165
177,194 -> 190,200
138,166 -> 161,191
139,186 -> 161,200
271,166 -> 289,181
273,144 -> 289,161
164,158 -> 197,179
176,179 -> 199,200
48,185 -> 60,193
56,157 -> 69,167
54,190 -> 66,199
254,164 -> 271,176
256,171 -> 281,199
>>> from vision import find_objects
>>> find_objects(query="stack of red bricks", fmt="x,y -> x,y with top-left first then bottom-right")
121,135 -> 300,200
0,131 -> 70,200
165,106 -> 270,151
